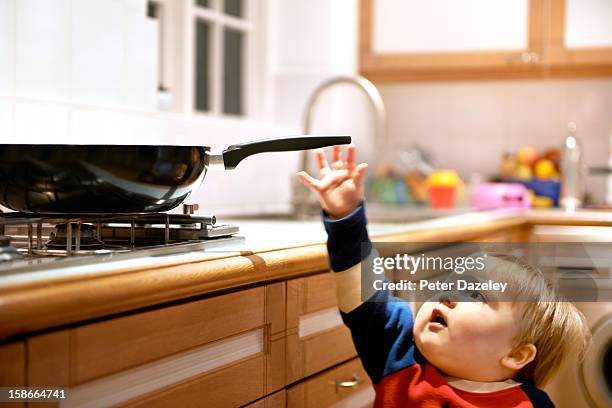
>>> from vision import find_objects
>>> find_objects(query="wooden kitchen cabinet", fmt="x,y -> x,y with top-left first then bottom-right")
287,358 -> 374,408
245,390 -> 286,408
360,0 -> 546,81
547,0 -> 612,76
469,224 -> 532,243
26,283 -> 286,408
0,341 -> 25,408
360,0 -> 612,82
286,273 -> 357,384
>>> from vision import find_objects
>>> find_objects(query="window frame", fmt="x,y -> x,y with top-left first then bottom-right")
148,0 -> 262,119
186,0 -> 254,118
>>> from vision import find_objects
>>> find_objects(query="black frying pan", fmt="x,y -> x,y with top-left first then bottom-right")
0,135 -> 350,214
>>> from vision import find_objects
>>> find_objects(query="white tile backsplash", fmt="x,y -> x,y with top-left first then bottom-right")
71,108 -> 163,145
0,0 -> 16,97
15,102 -> 70,143
11,0 -> 158,111
71,0 -> 125,107
125,12 -> 158,111
0,100 -> 15,142
15,0 -> 71,102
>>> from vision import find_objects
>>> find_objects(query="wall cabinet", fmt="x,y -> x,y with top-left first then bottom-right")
547,0 -> 612,75
359,0 -> 612,81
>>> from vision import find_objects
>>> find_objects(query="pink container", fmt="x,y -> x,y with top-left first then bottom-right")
471,183 -> 531,210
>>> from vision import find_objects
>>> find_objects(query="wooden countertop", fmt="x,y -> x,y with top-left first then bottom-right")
0,208 -> 611,340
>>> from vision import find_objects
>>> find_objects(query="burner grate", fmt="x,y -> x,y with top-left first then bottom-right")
0,211 -> 237,256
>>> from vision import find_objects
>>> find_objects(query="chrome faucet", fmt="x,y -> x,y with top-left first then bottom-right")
292,75 -> 387,218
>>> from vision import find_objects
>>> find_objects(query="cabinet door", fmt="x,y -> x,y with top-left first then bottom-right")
287,358 -> 374,408
548,0 -> 612,73
286,273 -> 357,383
0,342 -> 25,408
244,390 -> 286,408
26,283 -> 286,408
360,0 -> 546,81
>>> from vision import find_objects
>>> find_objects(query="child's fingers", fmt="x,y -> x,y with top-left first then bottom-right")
346,144 -> 356,173
296,171 -> 321,192
332,145 -> 341,163
353,163 -> 368,188
314,149 -> 330,176
331,145 -> 344,170
318,169 -> 350,190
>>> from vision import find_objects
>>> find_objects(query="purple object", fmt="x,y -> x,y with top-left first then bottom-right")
471,183 -> 531,210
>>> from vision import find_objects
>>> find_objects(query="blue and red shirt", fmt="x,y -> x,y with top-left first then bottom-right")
323,203 -> 554,408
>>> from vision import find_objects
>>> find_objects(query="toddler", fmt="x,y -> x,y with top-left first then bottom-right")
297,145 -> 589,408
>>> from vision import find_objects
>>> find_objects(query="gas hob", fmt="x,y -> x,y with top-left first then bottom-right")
0,204 -> 243,275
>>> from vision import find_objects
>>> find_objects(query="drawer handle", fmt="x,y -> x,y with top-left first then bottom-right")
335,372 -> 364,389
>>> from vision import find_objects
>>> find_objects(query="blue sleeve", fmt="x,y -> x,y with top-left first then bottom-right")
323,202 -> 417,384
341,291 -> 416,384
323,202 -> 372,272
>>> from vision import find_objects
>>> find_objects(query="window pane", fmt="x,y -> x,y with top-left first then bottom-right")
195,20 -> 210,112
223,28 -> 243,115
224,0 -> 243,18
147,1 -> 158,18
195,0 -> 210,7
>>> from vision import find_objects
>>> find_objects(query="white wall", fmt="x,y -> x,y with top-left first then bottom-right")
269,0 -> 376,168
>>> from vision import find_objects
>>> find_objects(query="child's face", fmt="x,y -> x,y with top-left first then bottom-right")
414,292 -> 523,382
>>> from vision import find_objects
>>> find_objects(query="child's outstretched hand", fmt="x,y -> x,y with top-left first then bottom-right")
297,145 -> 368,219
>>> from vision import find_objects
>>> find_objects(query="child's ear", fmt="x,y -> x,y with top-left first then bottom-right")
501,344 -> 537,371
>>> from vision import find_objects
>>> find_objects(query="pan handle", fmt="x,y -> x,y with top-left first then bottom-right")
220,135 -> 351,169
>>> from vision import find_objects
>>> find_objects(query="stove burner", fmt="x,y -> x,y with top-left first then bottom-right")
0,235 -> 23,262
0,209 -> 240,262
46,223 -> 105,249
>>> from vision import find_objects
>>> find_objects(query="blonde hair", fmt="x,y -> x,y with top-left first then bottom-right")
485,254 -> 591,386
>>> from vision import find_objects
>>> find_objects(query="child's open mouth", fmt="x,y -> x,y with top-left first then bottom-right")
428,308 -> 447,330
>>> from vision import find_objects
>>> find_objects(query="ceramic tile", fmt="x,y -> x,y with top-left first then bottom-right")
0,0 -> 16,97
0,100 -> 15,142
14,102 -> 70,144
124,12 -> 158,111
15,0 -> 70,101
71,0 -> 125,107
71,108 -> 162,145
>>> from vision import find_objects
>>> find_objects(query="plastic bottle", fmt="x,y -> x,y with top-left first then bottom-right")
560,122 -> 583,211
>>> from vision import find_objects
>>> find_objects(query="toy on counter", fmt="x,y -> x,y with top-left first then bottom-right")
471,182 -> 531,210
427,170 -> 462,209
498,146 -> 561,207
368,146 -> 434,206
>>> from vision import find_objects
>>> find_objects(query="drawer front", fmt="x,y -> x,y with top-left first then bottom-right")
73,286 -> 265,383
244,390 -> 286,408
27,283 -> 286,407
0,341 -> 25,408
286,274 -> 357,383
119,354 -> 265,408
287,358 -> 374,408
